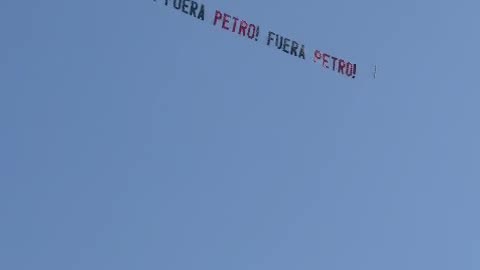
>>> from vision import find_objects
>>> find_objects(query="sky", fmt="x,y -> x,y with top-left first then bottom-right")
1,0 -> 479,269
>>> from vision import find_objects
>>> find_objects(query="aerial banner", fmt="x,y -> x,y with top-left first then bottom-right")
156,0 -> 360,79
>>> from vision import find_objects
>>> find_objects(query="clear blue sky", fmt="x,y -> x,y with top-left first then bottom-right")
1,0 -> 479,269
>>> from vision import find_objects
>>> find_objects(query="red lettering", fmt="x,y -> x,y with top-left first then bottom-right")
239,20 -> 248,36
247,24 -> 256,39
338,60 -> 346,74
232,17 -> 239,32
213,10 -> 222,26
346,62 -> 354,77
212,12 -> 260,41
331,57 -> 338,71
322,53 -> 330,68
222,13 -> 231,30
314,50 -> 322,62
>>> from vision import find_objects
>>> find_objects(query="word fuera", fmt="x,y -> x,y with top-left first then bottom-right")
267,31 -> 306,60
162,0 -> 205,20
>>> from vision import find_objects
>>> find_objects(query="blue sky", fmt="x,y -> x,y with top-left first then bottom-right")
1,0 -> 479,269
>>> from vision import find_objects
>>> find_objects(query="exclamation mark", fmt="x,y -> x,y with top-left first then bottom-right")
255,25 -> 260,41
352,64 -> 357,79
